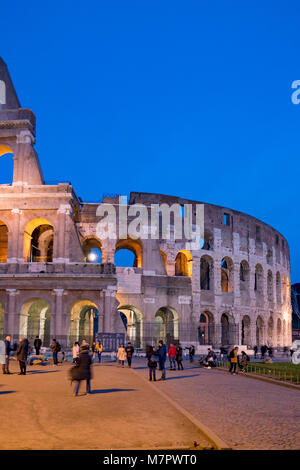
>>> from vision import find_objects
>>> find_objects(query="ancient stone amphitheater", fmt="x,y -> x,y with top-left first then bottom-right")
0,58 -> 292,351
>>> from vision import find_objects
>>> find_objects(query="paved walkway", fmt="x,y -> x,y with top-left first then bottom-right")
0,357 -> 299,450
0,360 -> 211,450
132,359 -> 300,450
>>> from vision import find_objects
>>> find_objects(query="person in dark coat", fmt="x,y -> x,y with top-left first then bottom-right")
74,344 -> 93,396
17,337 -> 29,375
253,345 -> 258,359
2,336 -> 12,374
34,336 -> 42,355
147,346 -> 157,381
50,338 -> 61,365
176,344 -> 184,370
125,342 -> 134,368
153,340 -> 167,380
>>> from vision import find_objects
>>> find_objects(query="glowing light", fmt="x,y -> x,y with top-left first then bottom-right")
88,253 -> 97,262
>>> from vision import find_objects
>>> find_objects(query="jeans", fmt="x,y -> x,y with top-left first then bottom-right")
176,359 -> 184,370
229,362 -> 237,374
159,361 -> 166,379
149,368 -> 156,380
75,379 -> 91,395
127,357 -> 132,367
98,352 -> 102,363
53,352 -> 58,365
169,357 -> 176,369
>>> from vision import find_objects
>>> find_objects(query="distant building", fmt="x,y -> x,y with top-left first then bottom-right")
291,284 -> 300,341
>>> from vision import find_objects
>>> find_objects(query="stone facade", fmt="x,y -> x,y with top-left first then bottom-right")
0,58 -> 292,349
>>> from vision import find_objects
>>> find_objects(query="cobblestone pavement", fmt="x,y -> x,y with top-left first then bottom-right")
0,360 -> 212,450
132,358 -> 300,450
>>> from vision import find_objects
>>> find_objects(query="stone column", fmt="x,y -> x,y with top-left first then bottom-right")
6,289 -> 18,340
103,286 -> 118,333
53,205 -> 72,263
53,289 -> 65,345
7,208 -> 23,262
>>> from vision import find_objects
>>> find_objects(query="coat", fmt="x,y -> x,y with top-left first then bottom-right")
74,349 -> 92,381
117,347 -> 127,361
154,344 -> 167,363
168,346 -> 177,358
17,339 -> 29,361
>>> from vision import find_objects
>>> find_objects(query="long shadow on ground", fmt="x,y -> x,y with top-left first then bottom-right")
90,388 -> 136,394
0,391 -> 16,395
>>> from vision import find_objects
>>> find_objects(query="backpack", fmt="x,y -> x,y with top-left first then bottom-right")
56,342 -> 61,352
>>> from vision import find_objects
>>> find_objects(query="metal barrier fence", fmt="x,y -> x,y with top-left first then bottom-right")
217,361 -> 300,385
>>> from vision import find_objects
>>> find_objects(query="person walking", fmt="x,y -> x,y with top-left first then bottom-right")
253,345 -> 258,359
73,344 -> 92,396
154,340 -> 167,381
176,344 -> 184,370
125,342 -> 134,368
168,343 -> 177,370
91,341 -> 96,361
117,344 -> 126,367
240,351 -> 250,373
95,341 -> 103,363
17,337 -> 29,375
72,341 -> 80,363
229,346 -> 239,375
188,345 -> 195,363
2,335 -> 12,374
50,338 -> 61,365
34,336 -> 42,356
147,346 -> 157,381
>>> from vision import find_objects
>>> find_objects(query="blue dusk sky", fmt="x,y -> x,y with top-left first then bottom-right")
0,1 -> 299,280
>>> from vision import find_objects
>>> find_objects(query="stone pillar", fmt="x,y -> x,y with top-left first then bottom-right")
103,286 -> 118,333
6,289 -> 18,340
54,205 -> 72,263
7,208 -> 23,262
13,130 -> 43,186
53,289 -> 65,345
191,257 -> 201,323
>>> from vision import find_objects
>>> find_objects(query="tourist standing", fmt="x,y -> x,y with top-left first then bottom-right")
125,342 -> 134,368
73,344 -> 92,396
2,335 -> 12,375
176,344 -> 184,370
95,341 -> 103,363
240,351 -> 249,373
168,343 -> 177,370
17,337 -> 29,375
229,346 -> 239,375
147,346 -> 157,381
188,345 -> 195,363
253,345 -> 258,359
154,340 -> 167,381
34,336 -> 42,355
50,338 -> 61,365
117,344 -> 126,367
72,341 -> 80,363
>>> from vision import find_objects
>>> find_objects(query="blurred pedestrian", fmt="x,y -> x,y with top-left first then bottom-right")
176,344 -> 184,370
34,336 -> 42,355
168,343 -> 177,370
72,341 -> 80,363
95,341 -> 103,363
239,351 -> 250,373
2,335 -> 12,374
17,337 -> 29,375
147,345 -> 157,381
153,340 -> 167,381
125,342 -> 134,368
253,345 -> 258,359
117,344 -> 126,367
229,346 -> 239,375
73,344 -> 92,396
50,338 -> 61,365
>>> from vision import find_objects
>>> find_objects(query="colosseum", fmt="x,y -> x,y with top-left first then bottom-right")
0,57 -> 292,351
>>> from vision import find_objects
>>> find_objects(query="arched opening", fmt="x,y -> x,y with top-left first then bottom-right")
241,315 -> 251,345
240,260 -> 250,296
256,316 -> 264,346
198,311 -> 214,344
20,299 -> 51,347
82,237 -> 102,263
0,302 -> 4,337
200,255 -> 213,290
69,299 -> 99,346
117,305 -> 143,348
221,313 -> 229,345
277,318 -> 282,347
282,275 -> 287,303
266,249 -> 273,265
276,272 -> 281,304
267,316 -> 274,346
200,231 -> 214,250
175,250 -> 192,277
0,220 -> 8,262
114,238 -> 142,267
254,264 -> 263,295
221,257 -> 233,293
267,270 -> 274,302
23,218 -> 54,262
155,307 -> 178,346
0,145 -> 14,184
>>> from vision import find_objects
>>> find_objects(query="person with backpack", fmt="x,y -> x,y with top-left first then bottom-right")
50,338 -> 61,365
229,346 -> 239,375
147,345 -> 157,381
239,351 -> 250,373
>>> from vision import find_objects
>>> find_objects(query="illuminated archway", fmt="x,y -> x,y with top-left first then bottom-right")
175,250 -> 192,277
0,220 -> 8,262
0,145 -> 14,184
23,218 -> 54,262
117,304 -> 143,348
154,306 -> 179,345
221,257 -> 234,292
82,237 -> 102,263
20,298 -> 51,346
69,299 -> 99,346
